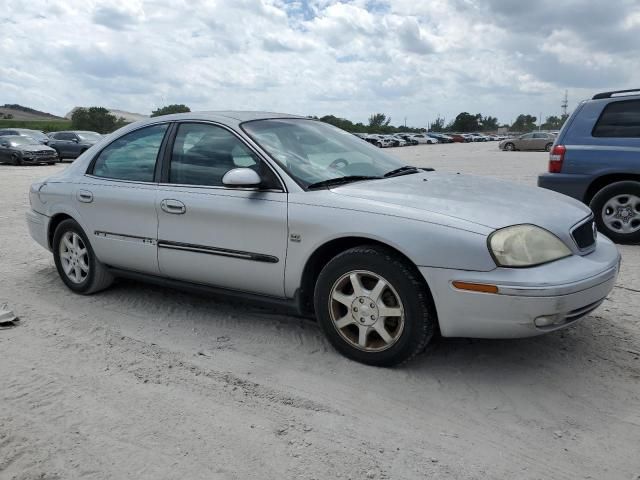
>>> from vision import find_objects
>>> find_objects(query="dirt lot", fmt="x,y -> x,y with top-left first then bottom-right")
1,142 -> 639,480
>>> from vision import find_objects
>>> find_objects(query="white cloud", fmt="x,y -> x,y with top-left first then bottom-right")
1,0 -> 638,127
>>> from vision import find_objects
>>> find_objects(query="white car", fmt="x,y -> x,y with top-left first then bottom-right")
26,112 -> 621,366
365,134 -> 394,148
407,134 -> 437,145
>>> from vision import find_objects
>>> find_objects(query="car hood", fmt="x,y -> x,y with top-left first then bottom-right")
19,145 -> 55,152
330,171 -> 592,232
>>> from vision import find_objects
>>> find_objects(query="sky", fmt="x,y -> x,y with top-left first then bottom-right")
2,0 -> 639,128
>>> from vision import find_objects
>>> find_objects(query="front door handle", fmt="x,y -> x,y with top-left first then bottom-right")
160,199 -> 186,214
77,189 -> 93,203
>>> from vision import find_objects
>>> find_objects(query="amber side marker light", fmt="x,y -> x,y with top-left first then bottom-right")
452,281 -> 499,294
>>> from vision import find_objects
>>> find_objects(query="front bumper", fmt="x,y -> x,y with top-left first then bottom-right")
26,209 -> 51,251
420,234 -> 620,338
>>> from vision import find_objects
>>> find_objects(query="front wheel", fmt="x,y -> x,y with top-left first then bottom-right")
503,143 -> 515,151
11,154 -> 22,166
314,245 -> 436,366
53,219 -> 114,294
590,181 -> 640,244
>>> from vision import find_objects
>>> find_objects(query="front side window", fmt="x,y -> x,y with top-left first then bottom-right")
242,119 -> 404,187
169,122 -> 276,187
592,100 -> 640,137
92,124 -> 168,182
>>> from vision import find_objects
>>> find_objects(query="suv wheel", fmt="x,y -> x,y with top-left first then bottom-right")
53,219 -> 114,294
504,142 -> 515,151
590,181 -> 640,244
314,245 -> 435,366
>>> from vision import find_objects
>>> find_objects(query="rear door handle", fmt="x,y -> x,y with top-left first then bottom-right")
160,199 -> 186,214
77,189 -> 93,203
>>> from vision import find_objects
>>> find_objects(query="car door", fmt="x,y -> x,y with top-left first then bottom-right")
532,133 -> 547,149
517,133 -> 534,150
156,122 -> 288,297
76,123 -> 170,275
0,138 -> 10,162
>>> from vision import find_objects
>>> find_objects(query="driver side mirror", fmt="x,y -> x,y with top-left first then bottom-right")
222,168 -> 262,188
72,138 -> 79,143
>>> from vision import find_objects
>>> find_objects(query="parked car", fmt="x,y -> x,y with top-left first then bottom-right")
397,134 -> 419,145
0,135 -> 58,165
364,134 -> 394,148
407,134 -> 436,144
500,132 -> 555,152
538,88 -> 640,244
27,112 -> 620,366
427,133 -> 453,143
47,131 -> 102,161
0,128 -> 50,145
388,135 -> 407,147
447,134 -> 467,143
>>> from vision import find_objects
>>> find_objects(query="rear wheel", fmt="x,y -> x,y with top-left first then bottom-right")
53,219 -> 114,294
314,245 -> 436,366
590,181 -> 640,244
55,149 -> 63,161
545,143 -> 553,152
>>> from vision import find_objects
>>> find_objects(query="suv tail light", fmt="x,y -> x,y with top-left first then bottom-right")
549,145 -> 566,173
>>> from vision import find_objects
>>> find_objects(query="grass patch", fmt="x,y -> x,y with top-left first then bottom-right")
0,119 -> 73,132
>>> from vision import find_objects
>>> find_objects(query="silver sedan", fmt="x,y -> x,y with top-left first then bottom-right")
26,112 -> 621,366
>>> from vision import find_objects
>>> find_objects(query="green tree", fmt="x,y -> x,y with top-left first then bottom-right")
480,115 -> 498,131
151,104 -> 191,117
430,117 -> 445,132
449,112 -> 482,132
541,114 -> 569,130
511,114 -> 537,132
71,107 -> 127,134
368,113 -> 391,129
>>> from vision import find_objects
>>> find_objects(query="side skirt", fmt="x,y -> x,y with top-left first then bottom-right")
106,267 -> 308,318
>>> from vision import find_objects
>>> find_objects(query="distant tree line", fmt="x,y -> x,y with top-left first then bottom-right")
71,107 -> 128,134
313,113 -> 425,134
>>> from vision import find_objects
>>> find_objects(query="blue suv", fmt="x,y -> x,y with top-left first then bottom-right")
538,89 -> 640,244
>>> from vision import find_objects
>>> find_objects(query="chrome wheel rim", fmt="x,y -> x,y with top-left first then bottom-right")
59,232 -> 89,284
329,270 -> 405,352
602,194 -> 640,234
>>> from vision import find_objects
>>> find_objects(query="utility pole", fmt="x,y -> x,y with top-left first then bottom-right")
539,112 -> 542,131
561,90 -> 568,117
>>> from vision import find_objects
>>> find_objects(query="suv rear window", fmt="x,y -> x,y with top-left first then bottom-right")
592,100 -> 640,137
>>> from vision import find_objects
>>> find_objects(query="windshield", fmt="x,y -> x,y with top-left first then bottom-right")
77,132 -> 101,141
22,130 -> 47,141
7,136 -> 37,146
242,119 -> 404,188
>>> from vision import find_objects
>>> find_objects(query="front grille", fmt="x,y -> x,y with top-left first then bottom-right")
572,218 -> 597,250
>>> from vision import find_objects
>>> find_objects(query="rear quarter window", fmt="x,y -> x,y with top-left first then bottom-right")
592,99 -> 640,137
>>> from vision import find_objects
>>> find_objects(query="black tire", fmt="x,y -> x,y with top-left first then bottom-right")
54,149 -> 63,161
314,245 -> 436,366
504,143 -> 515,151
11,154 -> 21,166
47,161 -> 55,165
376,142 -> 382,148
545,143 -> 553,152
52,219 -> 114,294
590,181 -> 640,244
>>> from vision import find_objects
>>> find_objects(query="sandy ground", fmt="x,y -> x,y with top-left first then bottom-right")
1,142 -> 639,480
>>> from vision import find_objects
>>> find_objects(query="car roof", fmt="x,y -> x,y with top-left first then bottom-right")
1,135 -> 32,141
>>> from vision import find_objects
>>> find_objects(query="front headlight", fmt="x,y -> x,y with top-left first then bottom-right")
489,224 -> 571,267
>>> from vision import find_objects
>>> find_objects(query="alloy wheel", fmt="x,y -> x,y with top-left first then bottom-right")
328,270 -> 404,352
58,231 -> 90,284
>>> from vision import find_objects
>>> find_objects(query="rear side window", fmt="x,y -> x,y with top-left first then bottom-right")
92,124 -> 168,182
592,100 -> 640,137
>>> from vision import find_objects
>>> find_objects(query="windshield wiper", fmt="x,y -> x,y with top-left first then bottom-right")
383,166 -> 420,178
307,175 -> 381,190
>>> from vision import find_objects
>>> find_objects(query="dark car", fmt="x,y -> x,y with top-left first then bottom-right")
447,134 -> 467,143
538,88 -> 640,244
47,130 -> 102,160
0,135 -> 58,165
0,128 -> 50,144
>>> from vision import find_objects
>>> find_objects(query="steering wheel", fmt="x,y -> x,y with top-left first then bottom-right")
328,158 -> 349,170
